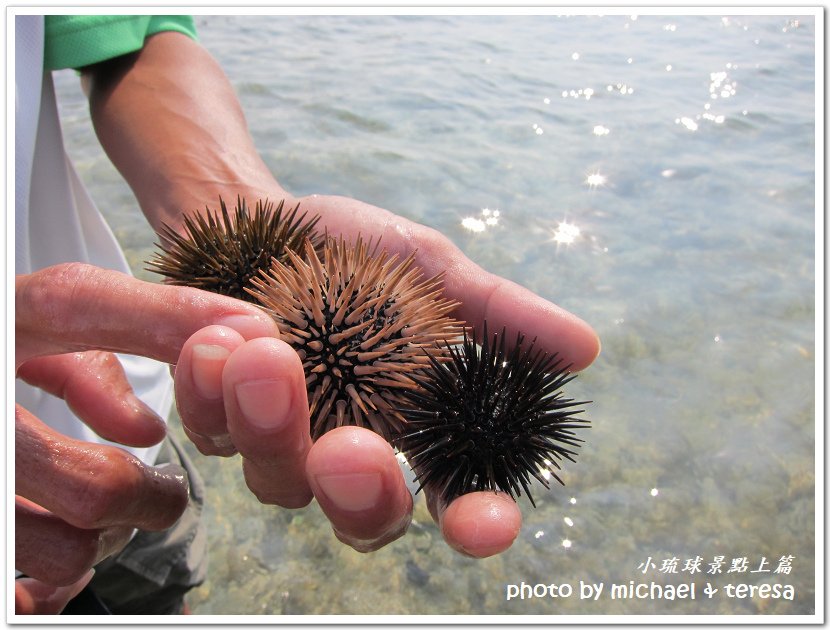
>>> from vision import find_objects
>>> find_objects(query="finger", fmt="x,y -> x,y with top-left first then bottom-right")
15,497 -> 131,587
174,325 -> 248,456
222,338 -> 313,508
15,262 -> 279,369
306,426 -> 413,552
15,570 -> 95,615
426,490 -> 522,558
17,351 -> 166,447
15,405 -> 189,531
295,196 -> 600,370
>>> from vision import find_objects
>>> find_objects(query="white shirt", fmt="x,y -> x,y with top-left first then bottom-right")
15,15 -> 172,465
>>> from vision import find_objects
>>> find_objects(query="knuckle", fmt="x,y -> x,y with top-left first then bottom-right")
415,224 -> 452,251
416,225 -> 459,261
46,261 -> 98,286
411,226 -> 466,276
17,263 -> 95,325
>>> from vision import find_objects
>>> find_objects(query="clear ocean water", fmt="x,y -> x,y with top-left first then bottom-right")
53,13 -> 817,616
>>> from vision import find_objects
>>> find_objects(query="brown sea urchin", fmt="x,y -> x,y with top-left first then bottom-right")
248,236 -> 463,441
394,324 -> 590,507
147,196 -> 322,302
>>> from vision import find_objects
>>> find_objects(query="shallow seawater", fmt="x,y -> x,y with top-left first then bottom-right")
53,13 -> 817,616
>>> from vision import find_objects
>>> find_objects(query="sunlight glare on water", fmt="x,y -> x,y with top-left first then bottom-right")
584,172 -> 607,188
551,220 -> 581,245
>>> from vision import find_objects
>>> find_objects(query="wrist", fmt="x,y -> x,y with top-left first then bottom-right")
140,174 -> 292,236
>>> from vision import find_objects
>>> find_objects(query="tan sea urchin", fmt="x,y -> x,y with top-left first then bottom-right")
248,236 -> 463,441
147,196 -> 322,302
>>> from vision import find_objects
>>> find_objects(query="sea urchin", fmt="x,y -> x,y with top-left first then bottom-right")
394,325 -> 590,507
147,196 -> 322,302
248,235 -> 463,441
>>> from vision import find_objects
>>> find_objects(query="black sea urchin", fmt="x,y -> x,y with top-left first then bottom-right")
147,196 -> 322,302
394,325 -> 590,507
248,236 -> 463,441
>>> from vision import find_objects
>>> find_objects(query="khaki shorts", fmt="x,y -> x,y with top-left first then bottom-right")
87,434 -> 208,614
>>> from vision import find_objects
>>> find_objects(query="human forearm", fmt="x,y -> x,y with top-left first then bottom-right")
84,31 -> 284,234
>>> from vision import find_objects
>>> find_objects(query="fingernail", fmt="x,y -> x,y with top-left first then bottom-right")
152,463 -> 188,484
234,378 -> 293,430
315,472 -> 383,512
191,344 -> 231,399
152,463 -> 190,502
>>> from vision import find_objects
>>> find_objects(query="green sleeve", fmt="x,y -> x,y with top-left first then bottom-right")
43,15 -> 198,71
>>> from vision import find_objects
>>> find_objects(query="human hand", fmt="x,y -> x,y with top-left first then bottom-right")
264,192 -> 600,557
14,262 -> 283,611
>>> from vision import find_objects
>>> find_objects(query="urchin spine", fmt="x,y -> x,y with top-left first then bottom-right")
146,196 -> 322,302
249,235 -> 463,441
396,325 -> 590,506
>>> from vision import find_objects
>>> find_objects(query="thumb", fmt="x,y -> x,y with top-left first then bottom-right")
15,263 -> 279,369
